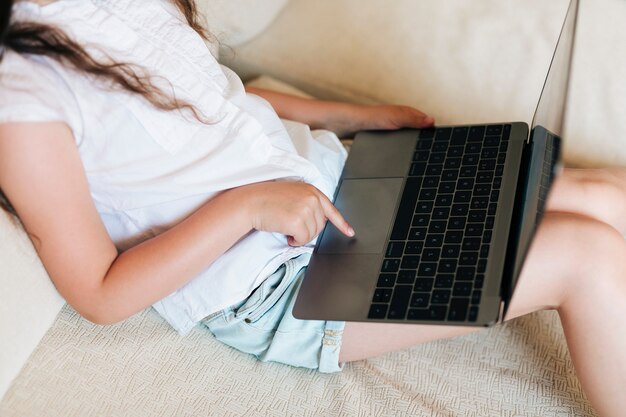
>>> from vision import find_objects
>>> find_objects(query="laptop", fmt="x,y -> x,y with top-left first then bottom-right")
293,0 -> 578,326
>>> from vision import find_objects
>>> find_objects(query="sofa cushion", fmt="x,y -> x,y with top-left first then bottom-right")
222,0 -> 626,168
197,0 -> 289,55
0,212 -> 64,399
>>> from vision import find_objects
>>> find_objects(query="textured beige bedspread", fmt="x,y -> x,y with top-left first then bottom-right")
0,306 -> 595,417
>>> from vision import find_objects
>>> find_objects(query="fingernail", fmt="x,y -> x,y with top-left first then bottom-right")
424,116 -> 435,125
347,227 -> 355,237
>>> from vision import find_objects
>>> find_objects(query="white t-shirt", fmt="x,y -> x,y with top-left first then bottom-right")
0,0 -> 347,334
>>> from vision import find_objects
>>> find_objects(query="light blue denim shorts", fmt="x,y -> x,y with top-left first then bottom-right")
201,254 -> 346,373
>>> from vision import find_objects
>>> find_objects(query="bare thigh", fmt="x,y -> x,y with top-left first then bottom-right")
547,167 -> 626,234
339,212 -> 614,362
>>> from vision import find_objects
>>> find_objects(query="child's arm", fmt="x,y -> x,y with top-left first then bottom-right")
246,86 -> 434,137
0,122 -> 353,325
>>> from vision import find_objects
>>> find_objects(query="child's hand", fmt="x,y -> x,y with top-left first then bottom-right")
326,103 -> 435,137
240,181 -> 355,246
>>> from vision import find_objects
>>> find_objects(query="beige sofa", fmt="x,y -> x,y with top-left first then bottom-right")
3,0 -> 625,415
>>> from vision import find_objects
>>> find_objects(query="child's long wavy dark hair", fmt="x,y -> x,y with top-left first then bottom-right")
0,0 -> 211,217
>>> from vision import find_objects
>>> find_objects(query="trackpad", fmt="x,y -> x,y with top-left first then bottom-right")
319,178 -> 403,254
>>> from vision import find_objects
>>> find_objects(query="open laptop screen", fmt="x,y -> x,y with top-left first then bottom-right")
531,0 -> 579,137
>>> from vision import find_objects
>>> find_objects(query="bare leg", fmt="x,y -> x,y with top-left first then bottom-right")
340,214 -> 626,417
547,167 -> 626,234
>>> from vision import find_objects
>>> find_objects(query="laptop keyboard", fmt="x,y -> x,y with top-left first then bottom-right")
369,124 -> 511,323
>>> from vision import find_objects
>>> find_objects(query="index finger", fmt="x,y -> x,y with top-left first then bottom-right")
318,193 -> 355,237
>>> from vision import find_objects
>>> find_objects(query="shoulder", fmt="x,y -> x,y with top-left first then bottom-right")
0,50 -> 81,132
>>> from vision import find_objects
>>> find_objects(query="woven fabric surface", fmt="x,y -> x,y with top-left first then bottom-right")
0,305 -> 596,417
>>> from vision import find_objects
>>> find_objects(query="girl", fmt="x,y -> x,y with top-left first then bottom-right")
0,1 -> 624,415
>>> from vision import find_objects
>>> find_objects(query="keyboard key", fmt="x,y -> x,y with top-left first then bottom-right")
496,164 -> 505,177
445,158 -> 462,169
377,273 -> 396,287
381,259 -> 400,273
436,127 -> 452,140
447,146 -> 464,158
419,129 -> 435,139
451,203 -> 470,216
441,245 -> 461,258
422,248 -> 441,261
434,274 -> 454,288
486,125 -> 503,136
468,210 -> 487,223
471,197 -> 489,210
419,188 -> 437,201
484,136 -> 500,147
457,178 -> 474,190
479,159 -> 496,171
478,259 -> 487,273
448,298 -> 470,321
499,141 -> 508,152
411,293 -> 430,308
471,290 -> 482,305
459,252 -> 479,266
423,176 -> 439,188
432,290 -> 451,304
480,244 -> 490,258
474,184 -> 491,196
425,234 -> 444,247
460,166 -> 477,178
414,151 -> 430,162
468,306 -> 479,322
398,270 -> 417,284
426,164 -> 443,176
468,126 -> 486,141
435,195 -> 453,207
477,172 -> 494,184
414,278 -> 434,292
373,288 -> 393,303
416,201 -> 434,213
465,143 -> 482,154
454,191 -> 472,203
497,153 -> 507,164
386,241 -> 405,258
438,259 -> 457,273
503,124 -> 511,140
488,203 -> 498,216
418,263 -> 437,276
416,139 -> 433,149
368,304 -> 388,319
462,238 -> 481,251
462,154 -> 479,165
438,182 -> 456,194
412,214 -> 430,227
409,227 -> 427,241
401,256 -> 420,269
405,241 -> 424,254
433,141 -> 449,152
466,224 -> 484,237
442,170 -> 459,181
433,207 -> 451,220
410,162 -> 426,176
449,217 -> 467,230
481,148 -> 498,159
430,153 -> 446,164
451,127 -> 468,144
388,285 -> 412,319
453,282 -> 473,297
444,230 -> 463,244
486,216 -> 495,229
457,267 -> 476,281
475,275 -> 485,288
